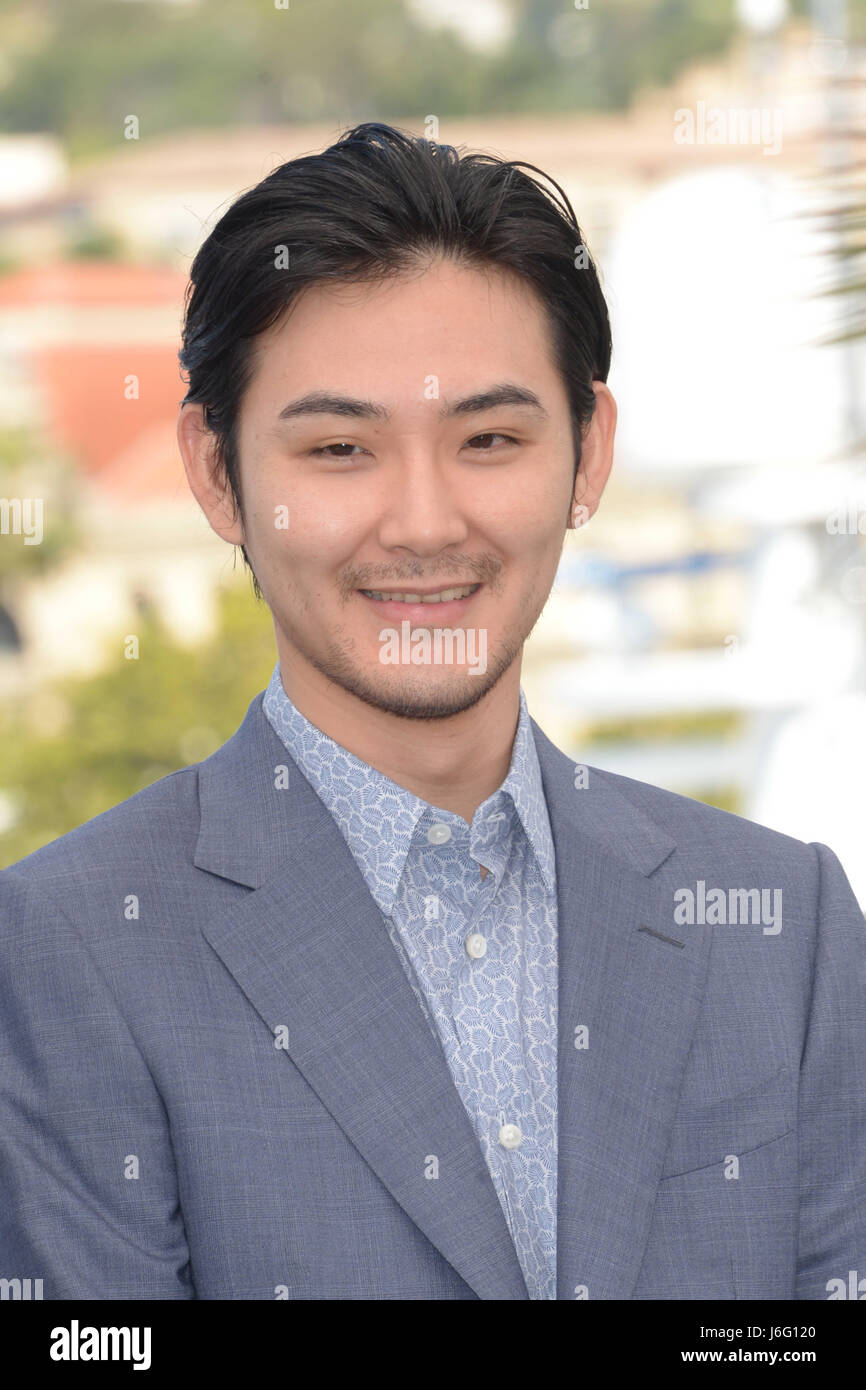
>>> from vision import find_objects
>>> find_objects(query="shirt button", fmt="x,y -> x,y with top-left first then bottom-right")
499,1123 -> 523,1149
427,822 -> 452,845
465,932 -> 487,958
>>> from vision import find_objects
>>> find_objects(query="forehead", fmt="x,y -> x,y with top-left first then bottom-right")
245,257 -> 563,399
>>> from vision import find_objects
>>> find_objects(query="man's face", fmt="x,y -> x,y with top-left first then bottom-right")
230,255 -> 582,719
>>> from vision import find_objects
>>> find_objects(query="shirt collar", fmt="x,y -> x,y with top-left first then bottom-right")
262,663 -> 556,916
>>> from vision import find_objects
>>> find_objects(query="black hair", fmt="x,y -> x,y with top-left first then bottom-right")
178,121 -> 612,600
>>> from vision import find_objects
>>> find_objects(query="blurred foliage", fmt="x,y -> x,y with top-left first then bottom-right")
576,708 -> 745,814
808,109 -> 866,358
682,784 -> 741,813
0,579 -> 275,866
65,220 -> 128,260
580,707 -> 743,745
1,0 -> 864,159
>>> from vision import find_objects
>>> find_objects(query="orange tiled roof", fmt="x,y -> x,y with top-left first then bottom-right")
35,343 -> 188,496
0,261 -> 193,501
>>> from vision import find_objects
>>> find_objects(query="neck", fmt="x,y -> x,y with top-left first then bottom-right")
275,656 -> 523,826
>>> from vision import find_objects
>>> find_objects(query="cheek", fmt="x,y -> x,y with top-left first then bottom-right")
489,495 -> 567,559
482,457 -> 571,530
254,491 -> 368,575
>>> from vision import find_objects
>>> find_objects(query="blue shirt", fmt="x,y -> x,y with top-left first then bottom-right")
262,663 -> 559,1299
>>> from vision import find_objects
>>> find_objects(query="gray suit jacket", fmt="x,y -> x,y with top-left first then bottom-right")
1,690 -> 864,1299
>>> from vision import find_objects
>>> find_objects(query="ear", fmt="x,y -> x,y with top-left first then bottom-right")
176,403 -> 245,546
570,382 -> 616,530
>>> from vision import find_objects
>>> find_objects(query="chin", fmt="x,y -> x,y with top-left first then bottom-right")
361,688 -> 494,721
347,662 -> 509,720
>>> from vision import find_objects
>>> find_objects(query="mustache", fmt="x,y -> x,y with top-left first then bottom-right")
346,557 -> 502,591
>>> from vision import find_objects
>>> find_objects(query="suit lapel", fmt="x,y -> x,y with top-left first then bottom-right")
194,691 -> 710,1301
530,720 -> 712,1299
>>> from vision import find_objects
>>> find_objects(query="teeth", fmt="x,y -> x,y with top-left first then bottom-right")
361,584 -> 479,603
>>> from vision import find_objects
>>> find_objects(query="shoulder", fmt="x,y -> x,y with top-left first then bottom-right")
593,762 -> 813,866
0,764 -> 200,914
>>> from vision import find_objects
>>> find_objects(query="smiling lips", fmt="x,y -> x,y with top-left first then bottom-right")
359,583 -> 481,604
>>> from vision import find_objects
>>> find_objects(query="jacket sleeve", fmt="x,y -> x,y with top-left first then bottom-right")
795,841 -> 866,1299
0,867 -> 194,1299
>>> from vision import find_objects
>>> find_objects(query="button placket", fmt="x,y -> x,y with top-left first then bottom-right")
415,842 -> 488,1049
452,857 -> 523,1058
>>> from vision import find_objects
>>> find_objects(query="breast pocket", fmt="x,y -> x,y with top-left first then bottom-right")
660,1065 -> 795,1178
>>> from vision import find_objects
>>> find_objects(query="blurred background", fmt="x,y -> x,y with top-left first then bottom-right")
0,0 -> 865,903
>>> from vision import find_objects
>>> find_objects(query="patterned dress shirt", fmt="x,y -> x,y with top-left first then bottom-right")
262,662 -> 559,1299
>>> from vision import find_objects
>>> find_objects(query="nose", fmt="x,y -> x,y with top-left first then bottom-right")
375,450 -> 471,558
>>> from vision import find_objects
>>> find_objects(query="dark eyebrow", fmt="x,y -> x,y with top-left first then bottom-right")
275,382 -> 549,424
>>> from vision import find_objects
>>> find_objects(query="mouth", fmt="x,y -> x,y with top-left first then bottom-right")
357,582 -> 483,621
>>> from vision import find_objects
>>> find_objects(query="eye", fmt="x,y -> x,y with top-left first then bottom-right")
308,442 -> 367,458
465,433 -> 518,451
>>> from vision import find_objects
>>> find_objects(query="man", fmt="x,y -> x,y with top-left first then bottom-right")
1,122 -> 864,1301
